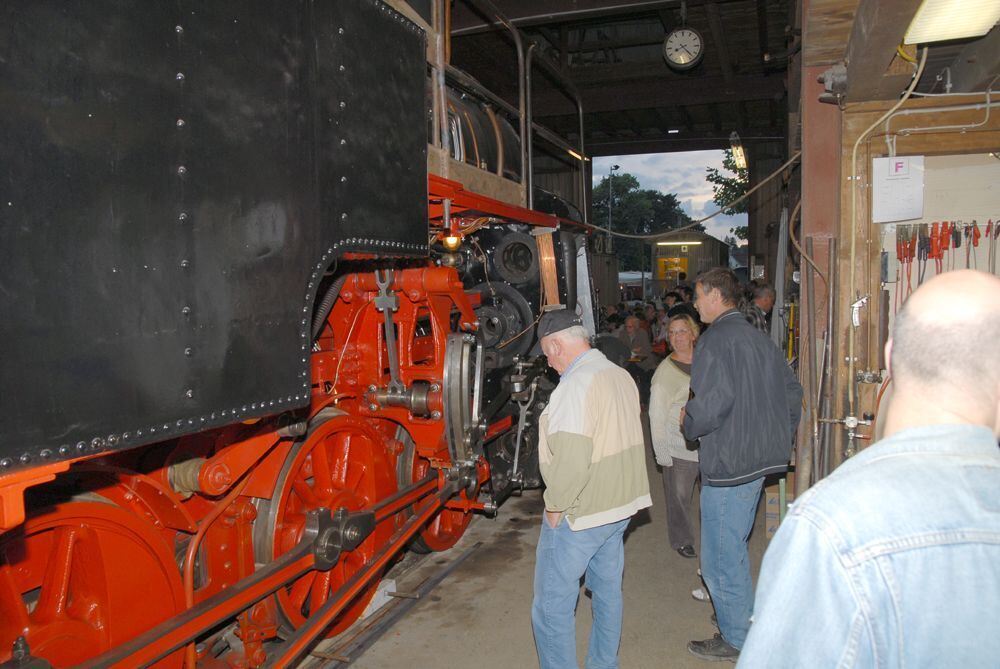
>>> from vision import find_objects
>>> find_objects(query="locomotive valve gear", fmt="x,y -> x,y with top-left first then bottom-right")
443,333 -> 486,464
374,269 -> 404,393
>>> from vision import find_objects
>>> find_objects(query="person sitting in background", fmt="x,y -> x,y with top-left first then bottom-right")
644,303 -> 657,327
652,306 -> 670,345
649,314 -> 702,560
616,315 -> 657,403
637,307 -> 652,334
739,270 -> 1000,668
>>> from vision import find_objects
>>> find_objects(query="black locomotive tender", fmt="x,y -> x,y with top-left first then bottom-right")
1,0 -> 591,478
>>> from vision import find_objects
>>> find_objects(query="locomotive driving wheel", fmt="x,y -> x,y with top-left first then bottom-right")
396,428 -> 481,553
0,502 -> 184,668
254,408 -> 396,637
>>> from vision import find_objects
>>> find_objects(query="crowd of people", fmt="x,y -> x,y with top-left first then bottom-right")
529,266 -> 1000,668
598,273 -> 776,406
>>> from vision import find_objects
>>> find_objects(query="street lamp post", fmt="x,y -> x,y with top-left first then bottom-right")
606,163 -> 620,252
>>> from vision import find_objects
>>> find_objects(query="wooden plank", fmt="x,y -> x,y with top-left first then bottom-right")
803,0 -> 860,67
844,0 -> 923,102
706,2 -> 735,84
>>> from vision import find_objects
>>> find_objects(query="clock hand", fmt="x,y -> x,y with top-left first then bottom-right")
681,46 -> 694,57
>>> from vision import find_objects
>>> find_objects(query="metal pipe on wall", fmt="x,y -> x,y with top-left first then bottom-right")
525,42 -> 536,208
444,64 -> 581,163
820,239 -> 838,476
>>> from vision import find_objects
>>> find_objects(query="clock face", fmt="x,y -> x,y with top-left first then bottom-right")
663,28 -> 704,70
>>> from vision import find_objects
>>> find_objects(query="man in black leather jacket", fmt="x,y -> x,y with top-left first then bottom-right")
681,268 -> 802,662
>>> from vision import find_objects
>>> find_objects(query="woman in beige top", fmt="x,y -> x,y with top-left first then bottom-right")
648,314 -> 700,558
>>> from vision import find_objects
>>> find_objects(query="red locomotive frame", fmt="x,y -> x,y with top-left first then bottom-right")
0,175 -> 571,668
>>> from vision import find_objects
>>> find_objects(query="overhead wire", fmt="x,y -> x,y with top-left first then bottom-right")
581,151 -> 802,240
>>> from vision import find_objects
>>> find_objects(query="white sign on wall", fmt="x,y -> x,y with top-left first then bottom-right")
872,155 -> 925,223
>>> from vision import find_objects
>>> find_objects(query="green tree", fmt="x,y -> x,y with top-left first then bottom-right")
592,172 -> 700,271
706,148 -> 749,219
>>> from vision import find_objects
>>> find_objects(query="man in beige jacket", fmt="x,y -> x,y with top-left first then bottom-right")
530,308 -> 652,669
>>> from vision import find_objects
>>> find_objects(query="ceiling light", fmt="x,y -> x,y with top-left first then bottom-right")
567,148 -> 585,161
729,132 -> 748,170
668,129 -> 680,134
904,0 -> 1000,44
657,241 -> 703,246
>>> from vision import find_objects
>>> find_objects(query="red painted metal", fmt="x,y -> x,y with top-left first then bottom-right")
0,502 -> 185,667
267,484 -> 457,668
197,432 -> 281,497
485,415 -> 514,442
265,414 -> 397,637
80,552 -> 317,669
313,266 -> 478,467
0,464 -> 69,532
2,261 -> 501,667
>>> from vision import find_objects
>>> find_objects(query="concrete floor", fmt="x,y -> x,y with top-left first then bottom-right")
350,434 -> 770,669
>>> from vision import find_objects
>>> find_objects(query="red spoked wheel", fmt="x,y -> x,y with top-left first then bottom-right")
0,502 -> 184,668
396,430 -> 479,553
254,409 -> 396,637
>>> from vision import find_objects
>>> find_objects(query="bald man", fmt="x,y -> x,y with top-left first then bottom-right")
739,270 -> 1000,668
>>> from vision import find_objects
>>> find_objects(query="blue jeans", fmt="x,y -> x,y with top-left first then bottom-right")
700,478 -> 763,649
531,516 -> 631,669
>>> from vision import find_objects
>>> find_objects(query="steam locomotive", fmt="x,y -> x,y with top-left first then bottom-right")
0,0 -> 594,666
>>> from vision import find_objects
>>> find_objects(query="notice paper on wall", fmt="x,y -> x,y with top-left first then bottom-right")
872,155 -> 924,223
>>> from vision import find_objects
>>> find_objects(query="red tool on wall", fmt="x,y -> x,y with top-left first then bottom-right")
930,222 -> 943,275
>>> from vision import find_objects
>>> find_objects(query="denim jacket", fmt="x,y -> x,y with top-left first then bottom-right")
739,424 -> 1000,668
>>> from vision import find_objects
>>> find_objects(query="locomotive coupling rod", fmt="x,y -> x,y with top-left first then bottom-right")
266,481 -> 461,668
371,472 -> 438,523
77,506 -> 362,669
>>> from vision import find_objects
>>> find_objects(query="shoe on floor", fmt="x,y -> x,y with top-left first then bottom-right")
676,544 -> 697,559
687,634 -> 739,662
692,587 -> 712,603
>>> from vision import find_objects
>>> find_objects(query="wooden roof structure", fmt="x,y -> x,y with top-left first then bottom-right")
450,0 -> 795,157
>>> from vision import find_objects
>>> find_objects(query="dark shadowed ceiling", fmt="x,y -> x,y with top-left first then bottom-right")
449,0 -> 795,157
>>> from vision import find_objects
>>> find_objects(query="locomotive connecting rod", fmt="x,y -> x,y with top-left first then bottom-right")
78,474 -> 445,668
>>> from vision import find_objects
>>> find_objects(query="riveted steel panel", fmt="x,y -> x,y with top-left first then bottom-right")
0,0 -> 427,471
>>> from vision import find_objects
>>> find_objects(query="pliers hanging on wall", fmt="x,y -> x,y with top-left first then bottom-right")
951,222 -> 963,271
971,221 -> 981,269
941,221 -> 952,271
917,224 -> 930,285
986,219 -> 996,274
